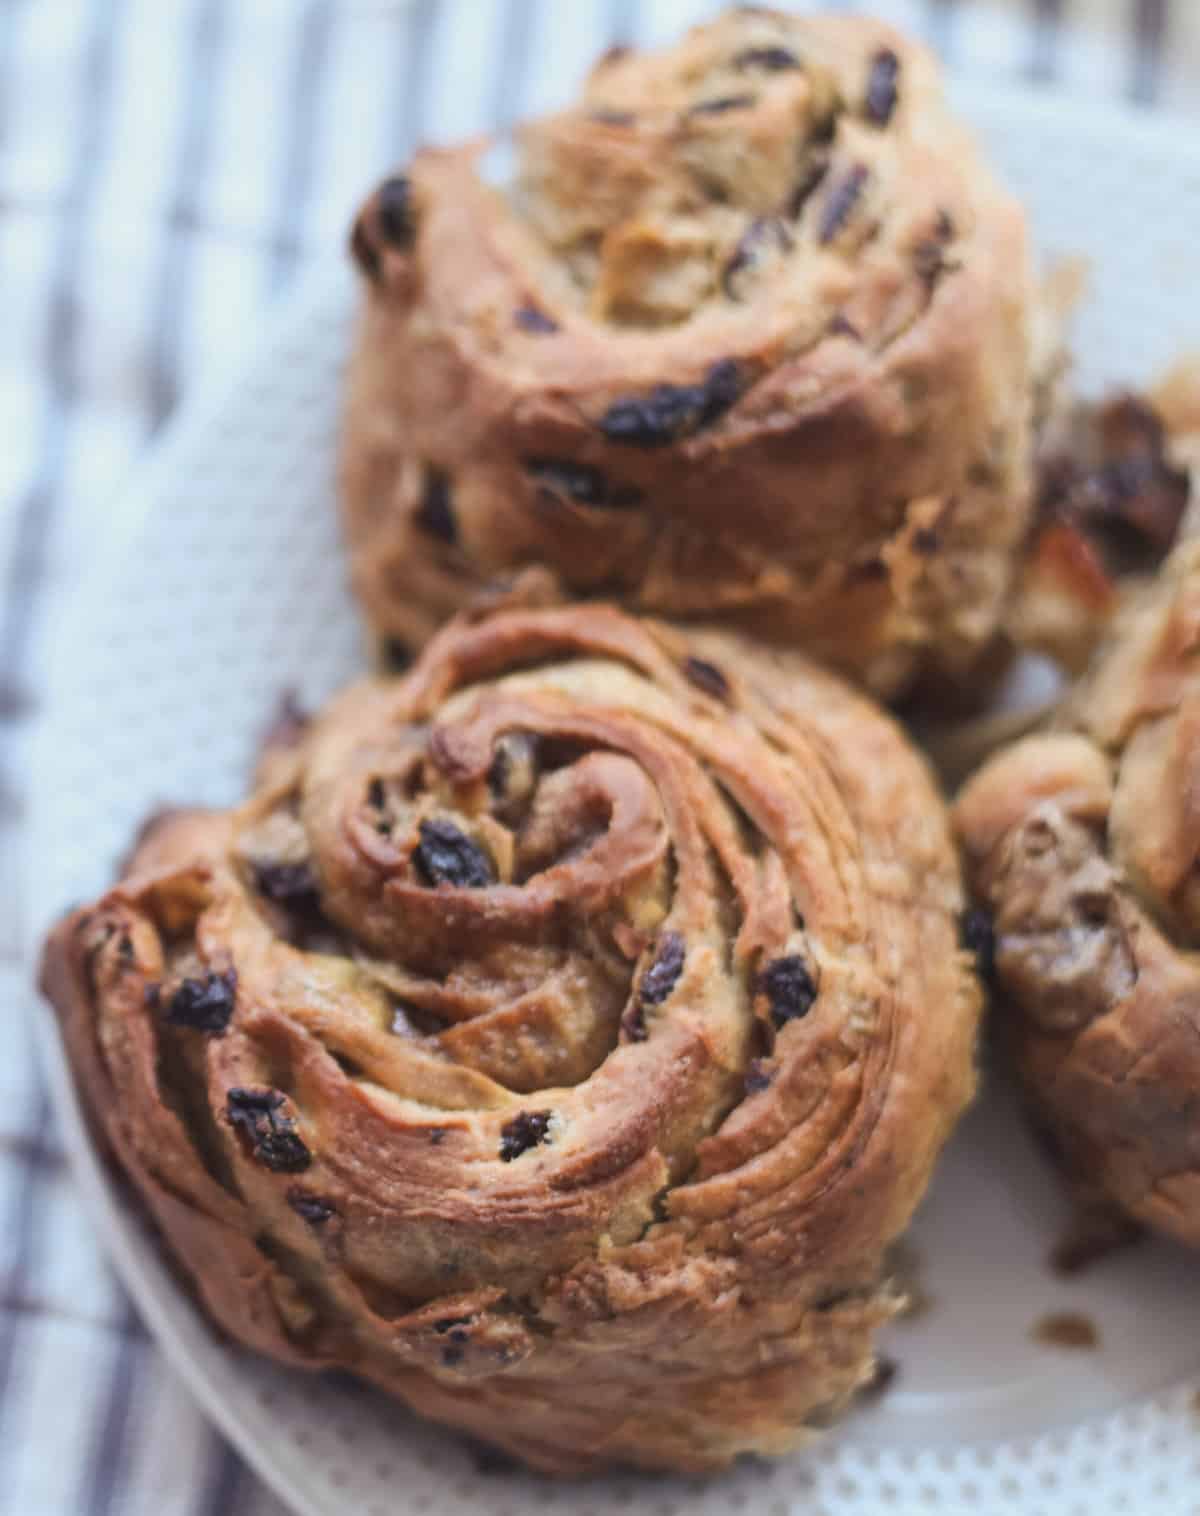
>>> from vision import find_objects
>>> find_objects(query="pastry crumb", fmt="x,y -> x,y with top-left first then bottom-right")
1032,1312 -> 1100,1351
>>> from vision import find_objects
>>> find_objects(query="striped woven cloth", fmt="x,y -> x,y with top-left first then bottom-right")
0,2 -> 1193,1512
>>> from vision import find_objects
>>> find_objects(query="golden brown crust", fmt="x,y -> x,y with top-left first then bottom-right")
43,604 -> 979,1473
955,541 -> 1200,1245
340,8 -> 1032,697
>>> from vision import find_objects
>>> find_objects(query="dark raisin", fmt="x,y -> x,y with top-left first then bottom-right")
349,215 -> 380,281
762,954 -> 818,1027
287,1188 -> 336,1226
526,458 -> 643,510
722,216 -> 794,300
598,359 -> 743,449
961,907 -> 995,982
735,45 -> 802,71
1092,396 -> 1190,555
499,1110 -> 553,1161
514,303 -> 559,333
683,657 -> 730,701
414,470 -> 456,544
117,934 -> 135,964
911,527 -> 940,555
441,1345 -> 466,1367
162,970 -> 237,1035
818,165 -> 870,245
429,1127 -> 447,1146
1102,455 -> 1156,508
687,94 -> 756,117
864,48 -> 900,126
787,157 -> 831,219
414,819 -> 495,889
640,932 -> 686,1006
1038,459 -> 1110,560
745,1059 -> 774,1094
383,639 -> 412,672
377,175 -> 415,247
254,861 -> 320,909
827,313 -> 861,340
589,107 -> 636,126
621,1002 -> 647,1043
226,1088 -> 311,1173
915,210 -> 958,288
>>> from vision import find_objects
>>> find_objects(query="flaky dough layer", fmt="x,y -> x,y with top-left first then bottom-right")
957,540 -> 1200,1245
43,605 -> 979,1473
341,8 -> 1032,696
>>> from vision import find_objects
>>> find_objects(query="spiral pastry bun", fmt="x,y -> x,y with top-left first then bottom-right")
956,540 -> 1200,1246
43,605 -> 980,1473
341,7 -> 1033,697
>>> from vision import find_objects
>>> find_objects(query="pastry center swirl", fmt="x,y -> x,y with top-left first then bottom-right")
233,655 -> 813,1102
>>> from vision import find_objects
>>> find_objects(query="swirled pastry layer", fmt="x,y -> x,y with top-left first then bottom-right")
341,7 -> 1032,697
43,605 -> 980,1473
957,540 -> 1200,1246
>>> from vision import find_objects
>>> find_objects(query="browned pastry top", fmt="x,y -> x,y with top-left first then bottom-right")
956,540 -> 1200,1245
43,604 -> 979,1473
341,6 -> 1032,696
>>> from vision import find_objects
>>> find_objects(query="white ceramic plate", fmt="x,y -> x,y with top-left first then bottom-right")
25,86 -> 1200,1516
